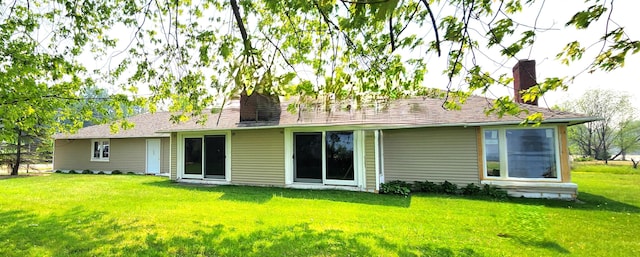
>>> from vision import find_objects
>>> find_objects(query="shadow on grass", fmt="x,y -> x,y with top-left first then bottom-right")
123,223 -> 483,257
2,206 -> 570,256
497,235 -> 570,255
410,190 -> 640,214
0,207 -> 133,256
143,180 -> 411,207
504,192 -> 640,213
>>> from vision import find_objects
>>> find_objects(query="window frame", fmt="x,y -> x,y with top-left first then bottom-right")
90,139 -> 110,162
482,126 -> 562,182
176,131 -> 231,181
285,127 -> 364,187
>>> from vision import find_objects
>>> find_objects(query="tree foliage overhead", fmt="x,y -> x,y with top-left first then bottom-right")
1,0 -> 638,125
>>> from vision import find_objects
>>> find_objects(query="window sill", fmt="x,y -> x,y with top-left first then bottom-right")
481,180 -> 577,200
177,178 -> 230,185
483,176 -> 561,183
481,180 -> 576,189
90,159 -> 109,162
286,183 -> 361,191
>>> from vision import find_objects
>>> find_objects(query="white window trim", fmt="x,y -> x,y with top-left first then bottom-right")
90,139 -> 110,162
176,131 -> 231,182
482,126 -> 562,182
374,130 -> 382,191
284,127 -> 365,188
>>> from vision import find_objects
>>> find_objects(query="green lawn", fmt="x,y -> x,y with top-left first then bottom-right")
0,171 -> 639,256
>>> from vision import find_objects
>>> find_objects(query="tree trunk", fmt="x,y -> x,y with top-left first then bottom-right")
10,129 -> 21,176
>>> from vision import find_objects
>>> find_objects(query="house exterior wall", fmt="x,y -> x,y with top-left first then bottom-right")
231,128 -> 285,186
54,137 -> 168,173
170,132 -> 177,180
383,127 -> 480,185
364,130 -> 376,191
161,137 -> 170,174
558,125 -> 571,183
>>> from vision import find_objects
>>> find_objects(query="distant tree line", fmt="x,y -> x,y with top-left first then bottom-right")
565,89 -> 640,163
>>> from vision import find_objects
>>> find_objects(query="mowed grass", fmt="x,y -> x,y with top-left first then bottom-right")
573,161 -> 639,174
0,171 -> 639,256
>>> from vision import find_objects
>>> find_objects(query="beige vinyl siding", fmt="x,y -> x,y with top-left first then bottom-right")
170,132 -> 177,180
364,130 -> 376,191
54,138 -> 166,172
383,127 -> 479,185
231,128 -> 285,185
161,137 -> 170,174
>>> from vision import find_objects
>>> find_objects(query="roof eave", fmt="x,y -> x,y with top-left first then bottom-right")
156,116 -> 598,133
54,133 -> 171,140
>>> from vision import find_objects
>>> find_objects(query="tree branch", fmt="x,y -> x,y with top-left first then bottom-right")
313,0 -> 354,47
230,0 -> 251,53
340,0 -> 390,4
419,0 -> 441,56
389,14 -> 396,52
261,32 -> 298,74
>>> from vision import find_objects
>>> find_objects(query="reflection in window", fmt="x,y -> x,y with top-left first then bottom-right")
507,129 -> 557,178
484,130 -> 500,177
93,141 -> 100,158
294,133 -> 323,182
184,138 -> 202,175
91,139 -> 110,161
326,131 -> 354,180
484,128 -> 558,179
102,141 -> 109,158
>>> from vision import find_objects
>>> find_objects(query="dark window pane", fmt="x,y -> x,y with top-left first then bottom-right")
205,136 -> 225,178
484,130 -> 500,177
326,131 -> 354,180
184,138 -> 202,175
102,141 -> 109,158
294,133 -> 322,182
93,142 -> 100,158
506,129 -> 557,178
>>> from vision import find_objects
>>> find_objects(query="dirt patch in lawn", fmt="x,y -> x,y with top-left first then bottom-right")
0,173 -> 51,180
0,164 -> 53,178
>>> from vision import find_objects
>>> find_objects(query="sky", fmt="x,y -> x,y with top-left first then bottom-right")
438,0 -> 640,111
92,0 -> 639,112
535,1 -> 640,110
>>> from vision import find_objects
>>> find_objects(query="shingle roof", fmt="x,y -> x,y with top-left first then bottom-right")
53,112 -> 173,139
55,96 -> 597,139
158,96 -> 596,132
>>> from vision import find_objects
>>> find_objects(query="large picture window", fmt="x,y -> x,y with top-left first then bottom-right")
483,128 -> 559,180
91,139 -> 110,161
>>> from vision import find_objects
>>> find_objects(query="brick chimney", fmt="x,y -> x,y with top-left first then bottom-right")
239,90 -> 281,123
513,59 -> 538,105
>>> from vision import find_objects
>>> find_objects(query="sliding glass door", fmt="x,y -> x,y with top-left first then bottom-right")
294,133 -> 322,182
204,135 -> 225,178
184,138 -> 203,178
293,131 -> 356,185
325,132 -> 354,182
182,135 -> 226,179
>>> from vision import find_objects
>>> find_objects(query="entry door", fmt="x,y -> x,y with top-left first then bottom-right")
204,135 -> 226,178
294,133 -> 322,182
146,139 -> 161,174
